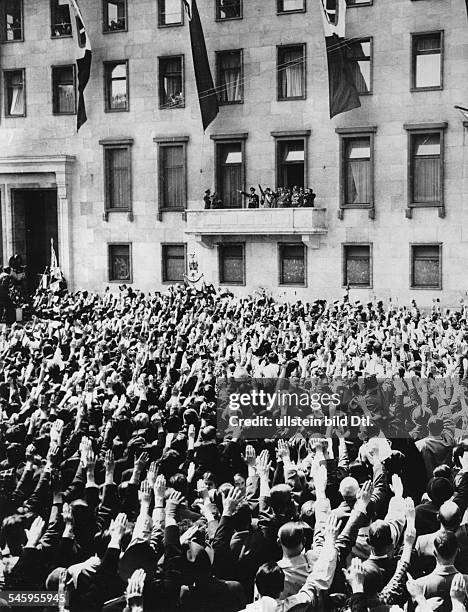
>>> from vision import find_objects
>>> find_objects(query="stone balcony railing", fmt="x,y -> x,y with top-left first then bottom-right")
185,207 -> 328,247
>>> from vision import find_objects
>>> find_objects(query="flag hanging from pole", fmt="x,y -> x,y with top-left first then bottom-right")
68,0 -> 92,130
319,0 -> 361,118
183,0 -> 219,131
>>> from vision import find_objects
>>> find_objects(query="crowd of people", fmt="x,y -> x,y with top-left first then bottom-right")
203,185 -> 317,209
1,283 -> 468,611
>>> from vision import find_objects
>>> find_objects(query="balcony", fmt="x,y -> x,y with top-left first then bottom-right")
185,207 -> 328,248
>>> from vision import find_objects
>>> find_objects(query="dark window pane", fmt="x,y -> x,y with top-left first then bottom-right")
109,245 -> 131,281
220,245 -> 244,283
278,0 -> 304,11
216,0 -> 241,19
348,40 -> 371,94
412,245 -> 440,287
412,134 -> 440,203
159,57 -> 184,108
217,51 -> 242,103
5,0 -> 22,40
161,145 -> 184,209
163,244 -> 185,281
278,140 -> 305,189
53,66 -> 75,113
104,0 -> 126,31
5,70 -> 25,116
345,245 -> 370,286
218,142 -> 243,208
106,62 -> 128,109
106,148 -> 131,209
280,245 -> 305,285
51,0 -> 72,37
278,46 -> 304,99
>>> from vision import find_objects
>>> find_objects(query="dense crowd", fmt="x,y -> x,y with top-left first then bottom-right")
1,283 -> 468,612
203,185 -> 317,209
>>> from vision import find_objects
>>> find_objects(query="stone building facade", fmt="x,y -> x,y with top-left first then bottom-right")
0,0 -> 467,304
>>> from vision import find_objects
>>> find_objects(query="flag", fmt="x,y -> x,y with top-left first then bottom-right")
50,238 -> 59,276
183,0 -> 219,131
68,0 -> 92,130
319,0 -> 361,119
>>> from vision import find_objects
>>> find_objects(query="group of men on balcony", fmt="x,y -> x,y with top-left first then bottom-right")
203,185 -> 317,209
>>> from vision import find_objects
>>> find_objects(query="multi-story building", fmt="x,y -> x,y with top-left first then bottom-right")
0,0 -> 467,305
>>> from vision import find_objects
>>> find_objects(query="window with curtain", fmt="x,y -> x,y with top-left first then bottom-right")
344,137 -> 371,205
103,0 -> 126,31
108,244 -> 131,281
279,244 -> 305,285
219,244 -> 244,284
105,61 -> 128,110
411,245 -> 441,288
411,133 -> 440,203
217,142 -> 243,208
217,50 -> 242,104
159,56 -> 184,108
216,0 -> 242,20
412,32 -> 442,89
347,39 -> 371,94
277,139 -> 305,189
105,147 -> 131,210
158,0 -> 182,25
277,0 -> 305,13
162,244 -> 185,281
343,244 -> 371,287
51,0 -> 71,37
5,70 -> 25,116
4,0 -> 22,41
346,0 -> 372,5
278,45 -> 305,100
160,145 -> 185,209
52,65 -> 75,114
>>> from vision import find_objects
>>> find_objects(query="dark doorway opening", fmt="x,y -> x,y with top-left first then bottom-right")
12,189 -> 58,293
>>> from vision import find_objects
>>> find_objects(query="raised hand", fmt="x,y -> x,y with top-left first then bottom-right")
357,480 -> 373,508
134,451 -> 149,472
62,502 -> 73,526
110,513 -> 128,545
324,513 -> 340,543
26,516 -> 45,547
197,478 -> 209,502
277,439 -> 290,462
256,449 -> 271,479
450,573 -> 467,604
244,445 -> 256,468
391,474 -> 404,498
138,480 -> 152,506
154,474 -> 166,501
125,568 -> 146,607
165,490 -> 184,515
146,461 -> 157,487
343,557 -> 365,593
222,487 -> 243,516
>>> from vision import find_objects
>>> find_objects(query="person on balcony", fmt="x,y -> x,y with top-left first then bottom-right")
291,186 -> 303,207
204,189 -> 212,210
276,188 -> 291,208
303,188 -> 316,207
238,187 -> 259,209
258,185 -> 277,209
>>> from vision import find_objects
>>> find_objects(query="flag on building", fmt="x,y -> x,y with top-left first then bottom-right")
319,0 -> 361,118
183,0 -> 219,131
68,0 -> 92,130
455,105 -> 468,120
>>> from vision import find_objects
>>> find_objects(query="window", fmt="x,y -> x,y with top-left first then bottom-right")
409,131 -> 442,205
103,0 -> 127,32
216,0 -> 242,20
214,139 -> 245,208
104,61 -> 129,111
347,38 -> 372,94
108,244 -> 132,282
277,45 -> 305,100
219,244 -> 245,284
344,137 -> 371,205
4,69 -> 25,117
346,0 -> 372,6
279,244 -> 306,286
216,50 -> 243,104
411,32 -> 443,90
276,138 -> 306,189
159,56 -> 184,108
3,0 -> 22,41
343,244 -> 372,287
162,244 -> 186,282
102,142 -> 133,212
52,65 -> 76,114
158,0 -> 183,25
277,0 -> 305,13
158,144 -> 187,210
50,0 -> 71,37
411,244 -> 441,289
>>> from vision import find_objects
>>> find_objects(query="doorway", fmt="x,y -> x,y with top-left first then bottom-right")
12,189 -> 58,293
